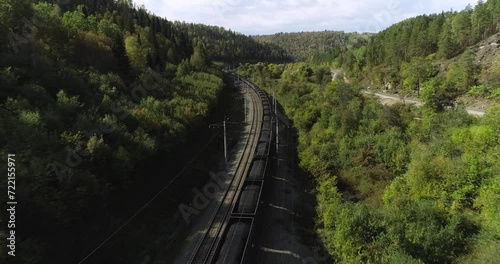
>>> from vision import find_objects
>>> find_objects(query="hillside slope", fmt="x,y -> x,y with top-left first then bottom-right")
327,0 -> 500,109
0,0 -> 286,263
238,60 -> 500,264
253,31 -> 371,62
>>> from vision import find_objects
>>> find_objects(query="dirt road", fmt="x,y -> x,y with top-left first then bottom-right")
363,90 -> 486,116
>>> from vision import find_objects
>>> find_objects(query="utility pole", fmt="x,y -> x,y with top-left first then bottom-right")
276,118 -> 279,154
272,92 -> 275,113
274,96 -> 277,114
272,92 -> 278,154
209,118 -> 241,166
223,119 -> 227,165
244,86 -> 247,122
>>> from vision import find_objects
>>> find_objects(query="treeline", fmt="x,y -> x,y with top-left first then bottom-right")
0,0 -> 245,262
7,0 -> 289,64
240,63 -> 500,263
253,31 -> 370,62
177,23 -> 290,62
330,0 -> 500,102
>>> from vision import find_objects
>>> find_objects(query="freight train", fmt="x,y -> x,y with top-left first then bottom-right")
213,76 -> 272,264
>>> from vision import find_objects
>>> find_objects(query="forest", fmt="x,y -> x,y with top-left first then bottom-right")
0,0 -> 286,262
322,0 -> 500,105
238,4 -> 500,258
253,31 -> 371,62
238,60 -> 500,263
1,0 -> 500,263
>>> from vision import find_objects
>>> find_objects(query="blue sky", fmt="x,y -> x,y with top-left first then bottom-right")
133,0 -> 480,35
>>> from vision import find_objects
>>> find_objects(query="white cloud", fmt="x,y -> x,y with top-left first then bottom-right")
133,0 -> 480,35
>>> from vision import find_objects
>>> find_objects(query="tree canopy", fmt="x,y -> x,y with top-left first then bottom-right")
0,0 -> 286,262
240,62 -> 500,263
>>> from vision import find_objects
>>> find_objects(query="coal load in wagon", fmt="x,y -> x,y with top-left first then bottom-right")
215,222 -> 251,264
254,142 -> 268,157
262,121 -> 271,131
236,185 -> 261,214
248,160 -> 265,180
259,130 -> 270,142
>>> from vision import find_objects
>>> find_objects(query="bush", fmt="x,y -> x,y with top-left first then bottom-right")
467,84 -> 493,97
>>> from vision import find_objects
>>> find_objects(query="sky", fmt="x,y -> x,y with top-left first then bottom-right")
132,0 -> 480,35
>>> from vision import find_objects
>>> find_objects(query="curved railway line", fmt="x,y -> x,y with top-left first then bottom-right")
189,75 -> 272,264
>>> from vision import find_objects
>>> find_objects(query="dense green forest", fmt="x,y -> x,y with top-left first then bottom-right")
239,62 -> 500,263
0,0 -> 287,262
179,23 -> 290,62
241,3 -> 500,262
253,31 -> 371,62
322,0 -> 500,104
2,0 -> 500,262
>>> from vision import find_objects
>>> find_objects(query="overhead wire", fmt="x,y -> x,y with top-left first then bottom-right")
78,127 -> 223,263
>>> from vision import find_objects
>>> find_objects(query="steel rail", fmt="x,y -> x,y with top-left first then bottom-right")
189,80 -> 263,264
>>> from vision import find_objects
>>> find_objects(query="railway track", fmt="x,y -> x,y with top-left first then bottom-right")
188,78 -> 263,264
